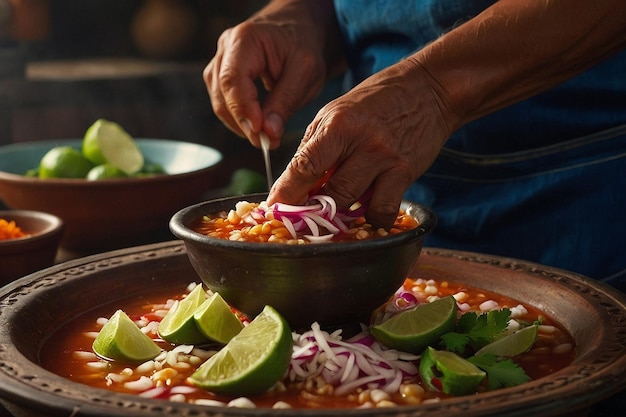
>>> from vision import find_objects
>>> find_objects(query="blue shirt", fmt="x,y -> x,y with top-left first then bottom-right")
333,0 -> 626,288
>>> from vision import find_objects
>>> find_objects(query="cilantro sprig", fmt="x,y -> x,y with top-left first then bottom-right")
436,308 -> 532,391
440,308 -> 511,355
468,354 -> 531,390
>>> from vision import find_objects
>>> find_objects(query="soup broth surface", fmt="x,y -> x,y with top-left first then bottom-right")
41,277 -> 575,409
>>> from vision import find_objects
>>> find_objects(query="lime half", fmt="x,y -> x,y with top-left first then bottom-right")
92,310 -> 161,363
475,325 -> 538,357
158,284 -> 207,345
193,292 -> 244,344
190,305 -> 292,396
83,119 -> 144,175
370,296 -> 457,354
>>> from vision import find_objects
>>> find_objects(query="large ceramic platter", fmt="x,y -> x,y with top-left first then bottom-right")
0,241 -> 624,417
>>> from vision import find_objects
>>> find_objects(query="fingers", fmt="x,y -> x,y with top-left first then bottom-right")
204,17 -> 329,151
205,25 -> 265,143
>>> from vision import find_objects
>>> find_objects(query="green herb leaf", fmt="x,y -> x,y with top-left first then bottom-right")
440,309 -> 512,354
468,353 -> 531,390
440,332 -> 471,354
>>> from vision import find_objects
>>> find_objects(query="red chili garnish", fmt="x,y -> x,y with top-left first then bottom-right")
431,377 -> 443,391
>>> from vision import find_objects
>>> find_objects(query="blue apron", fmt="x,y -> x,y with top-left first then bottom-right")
334,0 -> 626,289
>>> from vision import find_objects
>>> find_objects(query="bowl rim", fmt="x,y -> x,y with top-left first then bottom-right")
0,138 -> 223,184
0,209 -> 64,248
169,193 -> 438,255
0,241 -> 624,417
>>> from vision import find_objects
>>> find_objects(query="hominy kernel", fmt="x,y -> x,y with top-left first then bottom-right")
358,390 -> 371,404
227,210 -> 240,224
424,285 -> 438,295
271,227 -> 290,238
228,397 -> 256,408
479,300 -> 500,311
376,400 -> 397,408
400,383 -> 425,400
453,291 -> 468,301
248,224 -> 264,236
370,389 -> 390,403
170,394 -> 186,402
355,229 -> 370,240
261,222 -> 273,234
152,368 -> 178,384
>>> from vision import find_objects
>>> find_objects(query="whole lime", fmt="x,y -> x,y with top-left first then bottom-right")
86,164 -> 129,180
39,146 -> 94,179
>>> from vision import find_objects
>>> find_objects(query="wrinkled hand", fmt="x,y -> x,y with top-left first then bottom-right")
268,58 -> 458,229
204,5 -> 331,149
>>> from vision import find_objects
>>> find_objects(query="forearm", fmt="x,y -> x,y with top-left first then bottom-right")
410,0 -> 626,130
256,0 -> 347,79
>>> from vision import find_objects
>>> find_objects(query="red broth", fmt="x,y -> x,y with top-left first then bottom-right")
40,278 -> 575,409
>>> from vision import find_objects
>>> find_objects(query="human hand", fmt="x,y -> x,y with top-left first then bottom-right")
267,58 -> 458,229
203,1 -> 337,149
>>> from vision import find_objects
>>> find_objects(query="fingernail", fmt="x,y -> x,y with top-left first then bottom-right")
240,119 -> 253,138
265,113 -> 284,137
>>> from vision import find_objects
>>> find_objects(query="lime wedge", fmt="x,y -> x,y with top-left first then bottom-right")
370,296 -> 457,354
39,146 -> 95,179
419,346 -> 486,396
190,305 -> 292,396
82,119 -> 144,175
157,284 -> 208,345
475,325 -> 538,357
193,292 -> 244,344
86,163 -> 129,180
92,309 -> 161,363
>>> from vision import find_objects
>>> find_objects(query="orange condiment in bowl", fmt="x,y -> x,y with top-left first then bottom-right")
0,218 -> 28,240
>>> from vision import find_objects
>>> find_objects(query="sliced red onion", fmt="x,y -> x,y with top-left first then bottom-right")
237,193 -> 372,242
301,216 -> 320,237
303,234 -> 334,243
301,212 -> 341,235
279,215 -> 298,240
289,322 -> 418,397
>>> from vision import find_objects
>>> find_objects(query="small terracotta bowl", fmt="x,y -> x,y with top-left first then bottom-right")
0,210 -> 64,284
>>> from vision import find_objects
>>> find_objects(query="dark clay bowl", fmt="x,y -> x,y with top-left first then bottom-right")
0,241 -> 624,417
169,193 -> 437,330
0,209 -> 64,283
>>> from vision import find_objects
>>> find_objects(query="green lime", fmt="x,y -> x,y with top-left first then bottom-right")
92,309 -> 161,363
475,325 -> 538,358
370,296 -> 457,354
82,119 -> 144,175
419,346 -> 486,396
24,167 -> 39,177
193,292 -> 244,344
137,161 -> 167,176
86,163 -> 129,180
228,168 -> 267,195
189,305 -> 292,396
38,146 -> 95,179
157,284 -> 208,345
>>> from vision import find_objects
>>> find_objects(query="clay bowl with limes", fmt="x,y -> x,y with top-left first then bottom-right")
170,193 -> 437,330
0,138 -> 222,250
